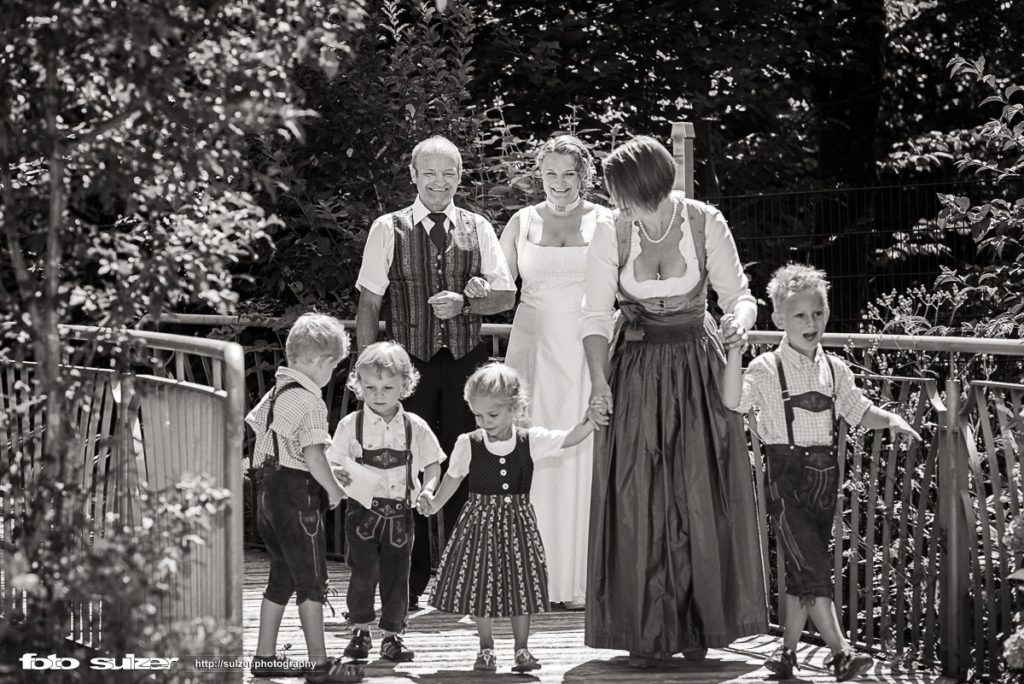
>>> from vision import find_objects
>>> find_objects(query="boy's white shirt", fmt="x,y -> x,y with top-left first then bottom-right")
327,403 -> 445,501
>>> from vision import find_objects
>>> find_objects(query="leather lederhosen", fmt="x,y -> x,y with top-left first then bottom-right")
350,410 -> 415,548
763,351 -> 841,600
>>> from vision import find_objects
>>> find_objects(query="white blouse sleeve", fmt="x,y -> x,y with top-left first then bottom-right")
526,426 -> 570,461
704,206 -> 757,314
355,216 -> 395,296
446,433 -> 473,479
580,213 -> 620,340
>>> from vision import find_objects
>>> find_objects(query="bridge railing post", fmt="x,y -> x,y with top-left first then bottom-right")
671,121 -> 695,197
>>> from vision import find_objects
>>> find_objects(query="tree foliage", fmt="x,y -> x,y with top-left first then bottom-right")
0,0 -> 345,666
865,58 -> 1024,344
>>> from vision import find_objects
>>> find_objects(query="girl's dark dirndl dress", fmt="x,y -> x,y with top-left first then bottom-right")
584,201 -> 768,654
430,428 -> 550,618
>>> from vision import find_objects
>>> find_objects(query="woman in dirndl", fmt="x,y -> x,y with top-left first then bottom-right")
581,135 -> 768,668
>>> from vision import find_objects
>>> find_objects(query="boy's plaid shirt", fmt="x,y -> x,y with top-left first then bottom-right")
734,336 -> 873,447
245,367 -> 331,471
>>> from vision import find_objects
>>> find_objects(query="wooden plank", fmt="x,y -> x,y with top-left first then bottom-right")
847,420 -> 865,643
862,424 -> 884,648
877,382 -> 904,653
239,550 -> 949,684
834,422 -> 849,626
747,411 -> 770,622
961,416 -> 994,677
974,384 -> 1011,663
913,424 -> 940,665
994,389 -> 1021,519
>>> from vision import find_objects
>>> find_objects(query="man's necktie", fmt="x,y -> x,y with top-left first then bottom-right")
426,212 -> 447,252
423,211 -> 448,252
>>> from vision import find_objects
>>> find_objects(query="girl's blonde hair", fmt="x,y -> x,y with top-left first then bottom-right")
285,313 -> 350,365
766,263 -> 831,312
463,362 -> 530,423
346,341 -> 420,400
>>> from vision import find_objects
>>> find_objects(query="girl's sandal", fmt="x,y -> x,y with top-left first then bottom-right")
512,648 -> 541,673
473,648 -> 497,672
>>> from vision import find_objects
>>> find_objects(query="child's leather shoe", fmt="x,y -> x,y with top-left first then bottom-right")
764,646 -> 798,679
380,634 -> 415,662
342,629 -> 372,660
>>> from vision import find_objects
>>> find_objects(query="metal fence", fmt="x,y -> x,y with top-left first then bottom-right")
716,180 -> 996,332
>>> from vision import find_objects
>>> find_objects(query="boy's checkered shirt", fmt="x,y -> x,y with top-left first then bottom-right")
245,367 -> 332,471
734,336 -> 874,447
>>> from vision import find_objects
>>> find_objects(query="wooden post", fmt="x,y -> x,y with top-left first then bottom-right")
939,379 -> 969,680
671,122 -> 695,197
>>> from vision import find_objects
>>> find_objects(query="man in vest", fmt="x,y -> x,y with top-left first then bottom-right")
354,135 -> 516,610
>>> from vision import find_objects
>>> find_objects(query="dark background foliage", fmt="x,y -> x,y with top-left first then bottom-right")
228,0 -> 1022,331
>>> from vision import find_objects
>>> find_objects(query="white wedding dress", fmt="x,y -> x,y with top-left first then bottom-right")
504,204 -> 611,604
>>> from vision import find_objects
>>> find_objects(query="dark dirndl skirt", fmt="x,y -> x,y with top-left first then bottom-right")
585,310 -> 768,653
430,492 -> 550,618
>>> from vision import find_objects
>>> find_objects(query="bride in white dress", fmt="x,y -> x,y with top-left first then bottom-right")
500,136 -> 613,609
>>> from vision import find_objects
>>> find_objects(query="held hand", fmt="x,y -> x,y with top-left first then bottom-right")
328,486 -> 344,510
427,290 -> 465,320
463,277 -> 491,299
589,382 -> 614,418
889,414 -> 922,443
586,405 -> 610,430
719,314 -> 750,353
415,491 -> 435,516
332,466 -> 352,488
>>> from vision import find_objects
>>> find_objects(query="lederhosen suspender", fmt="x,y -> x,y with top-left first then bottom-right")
262,381 -> 305,471
775,351 -> 838,447
768,350 -> 842,514
351,410 -> 415,548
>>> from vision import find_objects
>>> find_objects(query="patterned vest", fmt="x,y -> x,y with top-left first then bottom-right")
385,206 -> 484,361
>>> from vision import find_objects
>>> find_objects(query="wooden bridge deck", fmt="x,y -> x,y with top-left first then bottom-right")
242,550 -> 950,683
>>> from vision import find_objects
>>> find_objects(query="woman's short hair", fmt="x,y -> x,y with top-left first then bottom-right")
535,134 -> 596,194
767,264 -> 832,312
285,313 -> 350,366
346,341 -> 420,399
602,135 -> 676,213
409,135 -> 463,175
463,362 -> 530,422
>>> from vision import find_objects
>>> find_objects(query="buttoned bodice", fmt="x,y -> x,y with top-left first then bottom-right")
466,430 -> 533,495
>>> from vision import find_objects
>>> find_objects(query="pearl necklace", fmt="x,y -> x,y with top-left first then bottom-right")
636,199 -> 679,244
545,195 -> 581,214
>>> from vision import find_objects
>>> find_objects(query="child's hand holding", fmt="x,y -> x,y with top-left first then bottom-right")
463,276 -> 491,299
586,405 -> 609,430
415,490 -> 435,516
719,313 -> 750,353
888,413 -> 922,443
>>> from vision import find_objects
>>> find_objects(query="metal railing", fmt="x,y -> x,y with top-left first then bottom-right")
0,325 -> 245,680
150,312 -> 1024,680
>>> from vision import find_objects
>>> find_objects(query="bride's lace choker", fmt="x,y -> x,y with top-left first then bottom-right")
545,195 -> 581,214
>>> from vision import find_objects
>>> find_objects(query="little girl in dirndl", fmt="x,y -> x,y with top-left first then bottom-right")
419,362 -> 601,673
